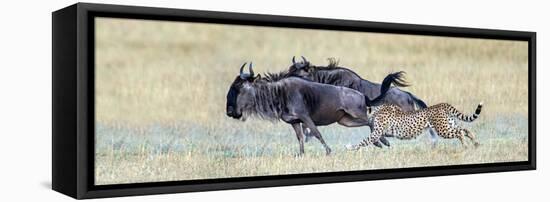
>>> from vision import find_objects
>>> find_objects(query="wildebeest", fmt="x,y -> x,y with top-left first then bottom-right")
226,62 -> 407,155
287,56 -> 439,147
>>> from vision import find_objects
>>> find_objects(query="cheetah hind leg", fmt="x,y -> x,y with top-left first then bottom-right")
456,134 -> 467,148
462,128 -> 480,148
447,128 -> 468,148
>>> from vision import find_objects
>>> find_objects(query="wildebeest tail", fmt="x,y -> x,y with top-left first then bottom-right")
405,91 -> 428,109
453,102 -> 483,122
365,71 -> 409,106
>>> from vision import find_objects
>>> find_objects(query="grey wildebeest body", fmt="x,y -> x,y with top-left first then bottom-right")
226,63 -> 405,155
288,57 -> 439,147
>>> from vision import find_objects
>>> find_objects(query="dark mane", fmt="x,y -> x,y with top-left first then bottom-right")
262,70 -> 292,82
327,57 -> 339,68
310,57 -> 340,71
301,58 -> 364,88
263,70 -> 313,83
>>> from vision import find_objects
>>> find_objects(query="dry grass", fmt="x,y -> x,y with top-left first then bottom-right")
94,17 -> 529,185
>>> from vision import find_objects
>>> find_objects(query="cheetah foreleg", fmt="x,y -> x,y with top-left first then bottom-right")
346,127 -> 384,151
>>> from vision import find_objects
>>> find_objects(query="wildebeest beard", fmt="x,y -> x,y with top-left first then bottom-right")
240,79 -> 290,121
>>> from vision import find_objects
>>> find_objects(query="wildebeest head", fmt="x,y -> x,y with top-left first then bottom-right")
226,62 -> 261,119
288,56 -> 312,77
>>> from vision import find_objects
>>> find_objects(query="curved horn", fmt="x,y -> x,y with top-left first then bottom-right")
239,62 -> 247,75
248,62 -> 254,76
301,56 -> 308,63
292,56 -> 296,64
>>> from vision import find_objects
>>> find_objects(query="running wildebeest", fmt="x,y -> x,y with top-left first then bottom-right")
287,56 -> 439,147
225,62 -> 407,155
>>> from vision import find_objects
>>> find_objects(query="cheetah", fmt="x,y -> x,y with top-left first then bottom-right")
346,102 -> 483,150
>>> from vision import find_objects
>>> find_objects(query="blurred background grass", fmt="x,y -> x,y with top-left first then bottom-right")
94,17 -> 528,185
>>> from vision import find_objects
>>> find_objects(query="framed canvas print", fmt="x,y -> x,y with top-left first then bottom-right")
52,3 -> 536,199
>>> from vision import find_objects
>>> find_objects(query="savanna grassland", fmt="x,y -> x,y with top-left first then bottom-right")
94,17 -> 529,185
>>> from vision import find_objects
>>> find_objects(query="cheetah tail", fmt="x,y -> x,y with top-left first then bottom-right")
455,102 -> 483,122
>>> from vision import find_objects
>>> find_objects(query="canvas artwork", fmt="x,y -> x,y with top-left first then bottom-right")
94,17 -> 529,185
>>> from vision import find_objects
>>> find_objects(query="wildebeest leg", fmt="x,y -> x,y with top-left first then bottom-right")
282,113 -> 307,155
301,117 -> 332,155
291,123 -> 305,156
337,115 -> 389,148
301,123 -> 314,143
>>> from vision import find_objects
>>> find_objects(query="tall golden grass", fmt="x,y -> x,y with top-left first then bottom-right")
94,17 -> 528,185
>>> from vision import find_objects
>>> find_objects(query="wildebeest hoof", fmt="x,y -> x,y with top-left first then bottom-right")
325,148 -> 332,156
294,153 -> 304,158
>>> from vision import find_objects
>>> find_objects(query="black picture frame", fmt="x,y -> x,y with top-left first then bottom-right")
52,3 -> 536,199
